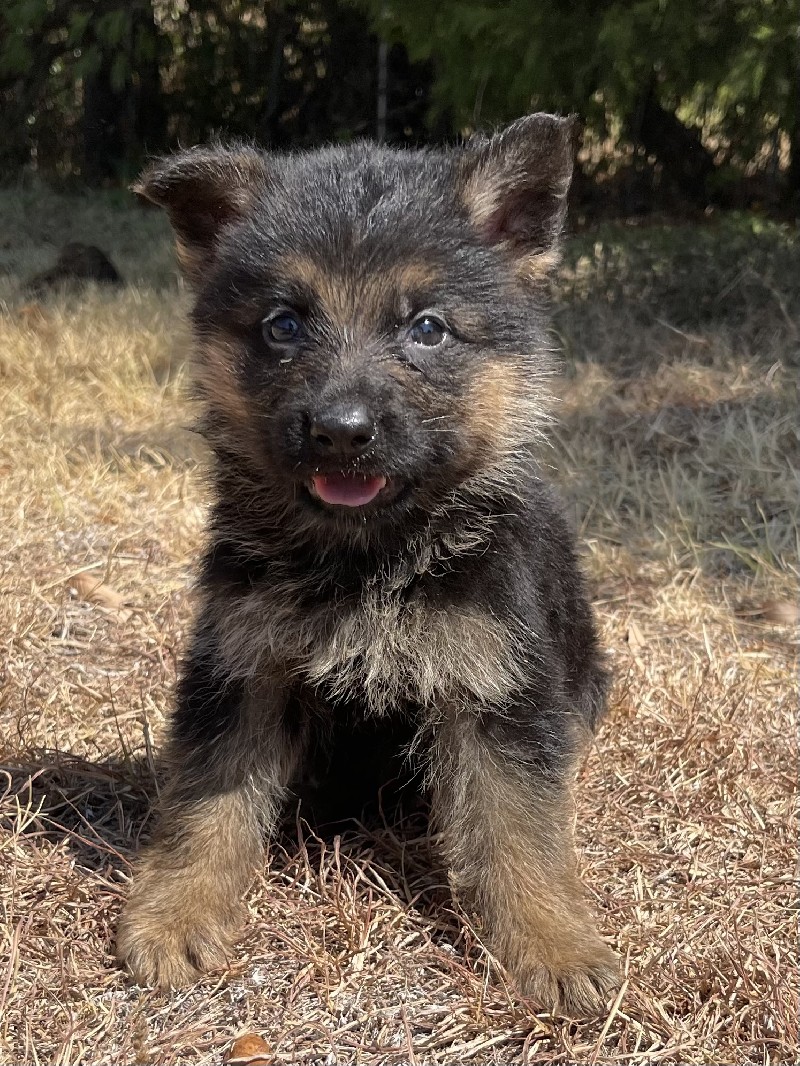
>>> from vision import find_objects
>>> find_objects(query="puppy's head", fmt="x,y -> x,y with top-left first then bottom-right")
137,115 -> 575,544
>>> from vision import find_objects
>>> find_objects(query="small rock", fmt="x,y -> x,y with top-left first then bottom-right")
24,242 -> 123,294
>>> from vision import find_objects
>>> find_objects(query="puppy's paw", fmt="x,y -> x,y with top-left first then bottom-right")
512,939 -> 621,1018
116,894 -> 243,989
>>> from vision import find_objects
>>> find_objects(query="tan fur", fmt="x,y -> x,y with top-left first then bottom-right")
466,360 -> 532,454
174,237 -> 207,285
460,154 -> 569,286
116,788 -> 259,987
514,247 -> 561,284
459,359 -> 555,503
208,578 -> 532,716
194,333 -> 253,430
460,174 -> 564,284
431,719 -> 619,1016
282,254 -> 440,335
117,682 -> 301,987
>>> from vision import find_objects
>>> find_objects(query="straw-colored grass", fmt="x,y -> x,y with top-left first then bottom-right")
0,188 -> 797,1064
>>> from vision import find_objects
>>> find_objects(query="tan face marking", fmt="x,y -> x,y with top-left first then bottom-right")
281,254 -> 441,336
195,333 -> 253,432
464,360 -> 528,454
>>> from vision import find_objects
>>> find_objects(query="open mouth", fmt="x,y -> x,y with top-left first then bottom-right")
310,472 -> 388,508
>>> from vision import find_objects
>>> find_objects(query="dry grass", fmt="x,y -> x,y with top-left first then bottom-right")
0,190 -> 797,1064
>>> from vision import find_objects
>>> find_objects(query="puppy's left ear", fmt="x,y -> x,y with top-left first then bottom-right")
459,113 -> 578,282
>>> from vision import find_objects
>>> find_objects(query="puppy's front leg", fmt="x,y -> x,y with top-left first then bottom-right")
431,711 -> 619,1017
117,629 -> 301,988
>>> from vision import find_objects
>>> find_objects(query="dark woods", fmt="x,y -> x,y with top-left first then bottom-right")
1,0 -> 797,216
0,0 -> 434,183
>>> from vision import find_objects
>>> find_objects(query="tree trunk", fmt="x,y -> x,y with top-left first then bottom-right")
83,60 -> 125,184
376,37 -> 388,141
787,39 -> 800,206
259,3 -> 289,146
630,85 -> 719,206
133,2 -> 167,159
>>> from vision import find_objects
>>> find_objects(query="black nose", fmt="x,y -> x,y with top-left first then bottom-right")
309,403 -> 376,457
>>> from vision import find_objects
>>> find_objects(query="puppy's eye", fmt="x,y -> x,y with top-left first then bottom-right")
408,314 -> 448,347
263,310 -> 304,344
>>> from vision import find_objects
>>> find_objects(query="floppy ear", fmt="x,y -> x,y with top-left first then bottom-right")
134,144 -> 270,284
460,113 -> 578,282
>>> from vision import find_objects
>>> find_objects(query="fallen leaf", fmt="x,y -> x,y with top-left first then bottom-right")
223,1033 -> 275,1065
757,599 -> 799,627
16,302 -> 50,329
68,572 -> 133,621
736,599 -> 799,627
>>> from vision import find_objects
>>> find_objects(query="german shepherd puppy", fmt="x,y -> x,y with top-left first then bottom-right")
116,114 -> 619,1016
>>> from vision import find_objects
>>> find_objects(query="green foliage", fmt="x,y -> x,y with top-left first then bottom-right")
362,0 -> 799,192
0,0 -> 796,202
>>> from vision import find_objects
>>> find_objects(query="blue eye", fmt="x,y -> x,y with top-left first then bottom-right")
408,314 -> 448,347
263,310 -> 304,344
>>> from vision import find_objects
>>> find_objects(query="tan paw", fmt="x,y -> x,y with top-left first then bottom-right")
512,939 -> 621,1018
116,895 -> 243,989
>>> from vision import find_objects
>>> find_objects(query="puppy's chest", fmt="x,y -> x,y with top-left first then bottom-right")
215,579 -> 528,714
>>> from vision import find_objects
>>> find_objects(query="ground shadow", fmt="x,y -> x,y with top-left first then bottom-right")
1,724 -> 440,908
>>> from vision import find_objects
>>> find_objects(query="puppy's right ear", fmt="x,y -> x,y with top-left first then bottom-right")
134,144 -> 270,284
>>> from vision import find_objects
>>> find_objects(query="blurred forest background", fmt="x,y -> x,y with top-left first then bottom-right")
1,0 -> 798,219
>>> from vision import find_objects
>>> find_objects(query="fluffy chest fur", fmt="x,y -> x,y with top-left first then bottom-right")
208,572 -> 531,716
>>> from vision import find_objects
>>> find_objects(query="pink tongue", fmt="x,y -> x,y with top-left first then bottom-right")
312,473 -> 387,507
